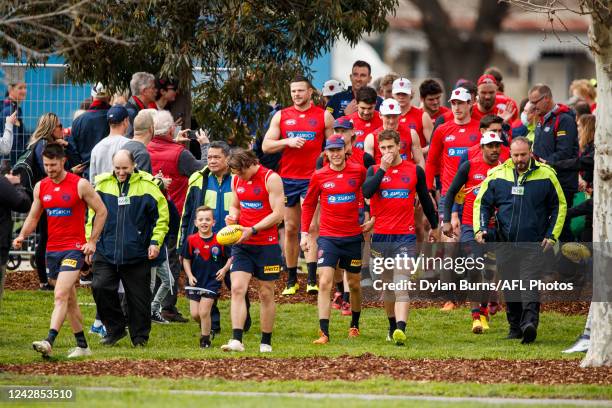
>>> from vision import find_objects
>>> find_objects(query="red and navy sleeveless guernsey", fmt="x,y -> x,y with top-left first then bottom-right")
233,166 -> 278,245
370,126 -> 415,164
399,106 -> 426,147
182,233 -> 226,284
370,161 -> 418,235
301,161 -> 366,238
278,104 -> 326,180
346,111 -> 382,150
425,118 -> 481,194
462,156 -> 501,226
39,172 -> 86,252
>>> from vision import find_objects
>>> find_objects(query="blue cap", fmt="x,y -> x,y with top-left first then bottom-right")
333,117 -> 353,130
107,105 -> 129,124
325,134 -> 345,150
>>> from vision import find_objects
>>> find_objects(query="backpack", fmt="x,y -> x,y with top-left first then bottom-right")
12,147 -> 44,197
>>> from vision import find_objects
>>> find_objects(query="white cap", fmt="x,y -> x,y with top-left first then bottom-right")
91,83 -> 109,98
322,79 -> 345,96
392,78 -> 412,95
449,87 -> 471,102
480,131 -> 503,145
379,98 -> 402,115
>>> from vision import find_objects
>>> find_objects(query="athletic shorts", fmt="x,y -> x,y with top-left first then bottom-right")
186,273 -> 222,301
371,234 -> 417,259
282,178 -> 309,207
230,244 -> 282,281
460,225 -> 496,257
317,234 -> 363,273
46,250 -> 85,280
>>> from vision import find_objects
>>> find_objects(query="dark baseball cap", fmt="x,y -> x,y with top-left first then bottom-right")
325,134 -> 346,150
333,117 -> 354,130
107,105 -> 129,124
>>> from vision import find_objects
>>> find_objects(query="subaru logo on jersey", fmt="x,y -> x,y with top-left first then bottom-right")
43,194 -> 52,202
474,174 -> 485,181
240,200 -> 264,210
308,118 -> 318,127
380,189 -> 410,199
287,131 -> 316,141
327,193 -> 355,204
237,187 -> 245,194
469,134 -> 478,142
400,153 -> 408,160
285,119 -> 296,126
253,186 -> 262,195
323,182 -> 335,189
46,208 -> 72,217
445,135 -> 455,142
348,179 -> 356,187
448,147 -> 468,157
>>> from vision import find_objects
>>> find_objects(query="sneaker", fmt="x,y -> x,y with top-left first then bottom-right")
341,301 -> 352,316
39,283 -> 54,291
306,284 -> 319,294
488,302 -> 500,315
32,340 -> 52,357
386,333 -> 393,342
562,335 -> 590,353
151,311 -> 169,324
281,283 -> 299,296
221,339 -> 245,352
313,330 -> 329,344
361,278 -> 373,288
472,319 -> 483,334
161,311 -> 189,323
79,271 -> 93,286
392,329 -> 406,346
89,324 -> 107,337
331,292 -> 342,310
521,323 -> 537,344
479,315 -> 490,331
348,327 -> 360,338
200,341 -> 211,349
441,301 -> 456,311
67,346 -> 92,358
506,330 -> 523,339
100,331 -> 127,346
259,343 -> 273,353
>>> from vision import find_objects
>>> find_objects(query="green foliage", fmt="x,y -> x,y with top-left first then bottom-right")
1,0 -> 398,145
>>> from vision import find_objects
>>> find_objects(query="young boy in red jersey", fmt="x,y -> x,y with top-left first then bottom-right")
182,206 -> 231,348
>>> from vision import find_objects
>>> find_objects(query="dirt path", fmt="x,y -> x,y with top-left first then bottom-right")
1,354 -> 610,385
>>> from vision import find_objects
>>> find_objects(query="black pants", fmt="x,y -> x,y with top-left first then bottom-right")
34,212 -> 48,284
161,233 -> 181,314
497,245 -> 542,333
558,190 -> 577,281
92,256 -> 151,344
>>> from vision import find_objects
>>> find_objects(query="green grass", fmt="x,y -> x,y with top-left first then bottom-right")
0,287 -> 605,402
0,288 -> 587,363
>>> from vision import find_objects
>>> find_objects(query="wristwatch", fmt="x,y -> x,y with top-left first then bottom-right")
251,226 -> 258,235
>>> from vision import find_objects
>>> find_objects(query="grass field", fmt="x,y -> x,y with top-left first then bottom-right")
0,287 -> 609,406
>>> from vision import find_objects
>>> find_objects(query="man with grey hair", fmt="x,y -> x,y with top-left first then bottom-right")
124,109 -> 156,173
126,72 -> 156,136
147,109 -> 209,323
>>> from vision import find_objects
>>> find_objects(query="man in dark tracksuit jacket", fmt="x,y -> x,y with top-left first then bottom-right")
179,141 -> 251,334
0,174 -> 31,308
89,153 -> 169,346
474,137 -> 566,344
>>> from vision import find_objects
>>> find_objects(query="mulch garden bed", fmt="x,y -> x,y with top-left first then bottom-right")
1,353 -> 610,385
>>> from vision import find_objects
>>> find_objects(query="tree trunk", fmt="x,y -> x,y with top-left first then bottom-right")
581,1 -> 612,368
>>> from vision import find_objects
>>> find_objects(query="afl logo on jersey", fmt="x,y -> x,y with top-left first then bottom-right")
474,174 -> 485,181
445,135 -> 455,142
237,187 -> 245,194
43,194 -> 52,202
285,119 -> 296,126
323,182 -> 335,189
382,176 -> 391,183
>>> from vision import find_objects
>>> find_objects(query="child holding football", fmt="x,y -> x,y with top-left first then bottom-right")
182,206 -> 232,348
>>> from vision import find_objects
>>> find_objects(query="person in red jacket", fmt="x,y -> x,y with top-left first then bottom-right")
301,135 -> 371,344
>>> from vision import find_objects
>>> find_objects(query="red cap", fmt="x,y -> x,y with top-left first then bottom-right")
477,74 -> 497,86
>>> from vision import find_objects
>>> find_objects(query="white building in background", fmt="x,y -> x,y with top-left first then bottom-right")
335,0 -> 594,103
